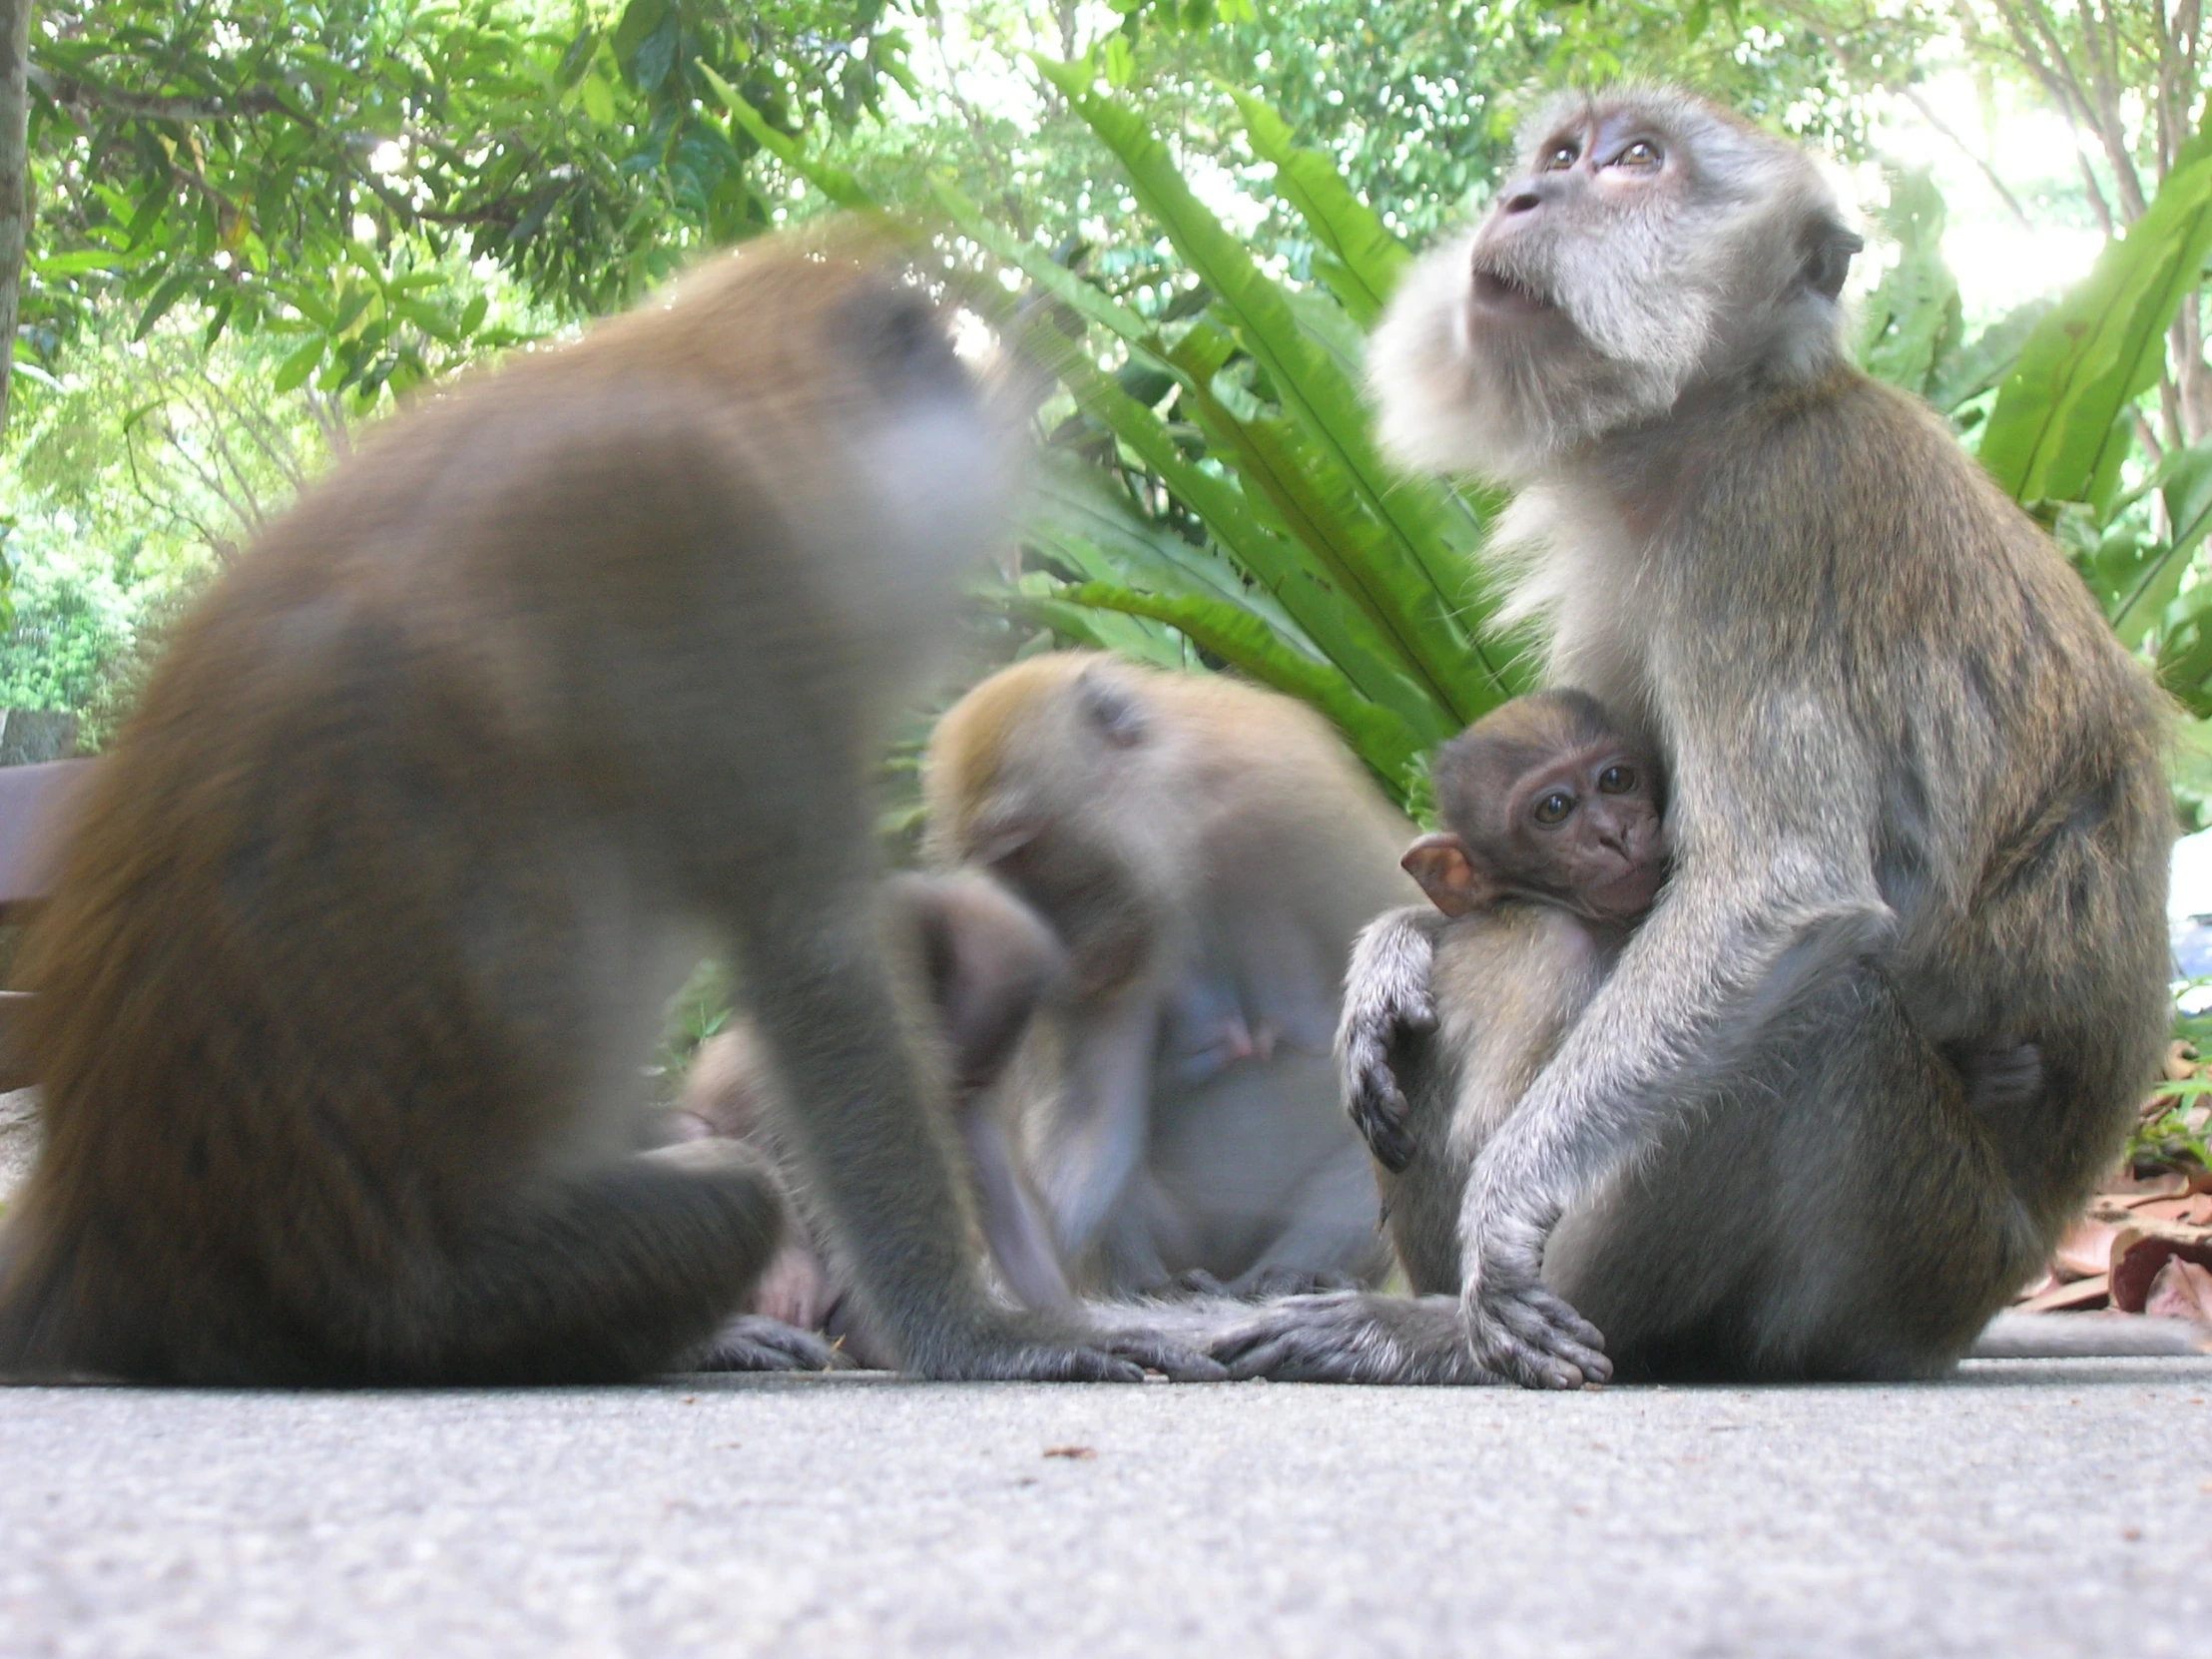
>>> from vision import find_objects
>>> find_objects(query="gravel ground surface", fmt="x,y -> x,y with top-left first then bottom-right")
4,1358 -> 2210,1658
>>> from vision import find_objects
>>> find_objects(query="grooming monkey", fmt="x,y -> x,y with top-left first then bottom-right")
1352,691 -> 1667,1291
0,234 -> 1214,1385
1212,88 -> 2174,1386
921,652 -> 1414,1298
678,869 -> 1076,1367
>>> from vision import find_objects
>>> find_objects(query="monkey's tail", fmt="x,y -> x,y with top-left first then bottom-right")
1969,1311 -> 2211,1360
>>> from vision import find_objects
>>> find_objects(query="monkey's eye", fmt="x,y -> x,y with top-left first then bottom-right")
1532,791 -> 1575,826
1597,765 -> 1639,794
1540,142 -> 1578,172
1610,140 -> 1662,169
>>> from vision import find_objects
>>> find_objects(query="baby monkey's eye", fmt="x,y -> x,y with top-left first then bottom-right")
1612,140 -> 1662,169
1533,791 -> 1576,826
1541,142 -> 1579,172
1597,764 -> 1639,794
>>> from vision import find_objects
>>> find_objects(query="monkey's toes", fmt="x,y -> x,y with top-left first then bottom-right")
691,1314 -> 855,1374
1465,1289 -> 1611,1390
1099,1333 -> 1230,1382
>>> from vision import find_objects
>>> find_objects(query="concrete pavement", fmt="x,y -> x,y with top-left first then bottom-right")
4,1358 -> 2210,1658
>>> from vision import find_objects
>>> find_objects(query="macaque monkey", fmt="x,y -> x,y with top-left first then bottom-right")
1213,88 -> 2173,1386
678,869 -> 1075,1367
922,652 -> 1415,1298
1352,691 -> 1667,1290
0,233 -> 1214,1385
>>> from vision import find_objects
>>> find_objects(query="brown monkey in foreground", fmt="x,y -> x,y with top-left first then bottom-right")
923,652 -> 1413,1298
679,869 -> 1075,1366
0,234 -> 1213,1385
1212,87 -> 2174,1386
1353,691 -> 1668,1291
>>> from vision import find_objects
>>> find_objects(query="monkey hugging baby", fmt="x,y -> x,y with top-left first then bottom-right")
0,85 -> 2186,1390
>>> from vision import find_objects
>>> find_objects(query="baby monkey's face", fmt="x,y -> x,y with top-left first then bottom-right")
1500,738 -> 1669,924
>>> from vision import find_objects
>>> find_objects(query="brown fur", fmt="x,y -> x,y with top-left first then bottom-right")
0,231 -> 1207,1385
924,652 -> 1415,1297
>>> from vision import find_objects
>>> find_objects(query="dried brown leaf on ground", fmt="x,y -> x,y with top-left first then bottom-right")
2143,1257 -> 2212,1323
2015,1273 -> 2111,1313
2108,1219 -> 2212,1313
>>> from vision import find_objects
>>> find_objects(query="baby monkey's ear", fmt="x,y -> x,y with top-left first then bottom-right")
1401,832 -> 1500,917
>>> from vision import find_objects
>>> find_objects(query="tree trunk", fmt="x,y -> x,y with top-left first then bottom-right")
0,0 -> 30,444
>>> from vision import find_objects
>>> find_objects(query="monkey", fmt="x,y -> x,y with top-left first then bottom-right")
677,868 -> 1076,1367
0,231 -> 1219,1385
1206,87 -> 2176,1387
1351,691 -> 1668,1292
921,651 -> 1416,1300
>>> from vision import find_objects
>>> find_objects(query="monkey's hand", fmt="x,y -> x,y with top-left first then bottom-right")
1457,1200 -> 1611,1390
1209,1293 -> 1497,1384
1338,908 -> 1442,1173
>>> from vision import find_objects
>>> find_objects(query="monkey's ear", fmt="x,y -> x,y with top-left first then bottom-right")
1401,832 -> 1497,917
1076,669 -> 1148,749
1801,217 -> 1864,302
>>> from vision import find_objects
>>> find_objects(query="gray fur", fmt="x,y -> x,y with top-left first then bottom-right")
1220,88 -> 2173,1387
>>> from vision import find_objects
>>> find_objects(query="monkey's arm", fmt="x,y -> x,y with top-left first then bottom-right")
1337,906 -> 1447,1172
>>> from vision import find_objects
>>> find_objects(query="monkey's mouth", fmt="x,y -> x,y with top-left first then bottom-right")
1470,268 -> 1554,316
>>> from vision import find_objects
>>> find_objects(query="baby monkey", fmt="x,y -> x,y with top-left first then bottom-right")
1349,690 -> 2041,1297
1344,692 -> 1666,1290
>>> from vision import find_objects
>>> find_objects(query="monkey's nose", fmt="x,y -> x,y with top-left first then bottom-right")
1502,189 -> 1541,215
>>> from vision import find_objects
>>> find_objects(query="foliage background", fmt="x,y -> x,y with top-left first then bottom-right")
3,0 -> 2211,835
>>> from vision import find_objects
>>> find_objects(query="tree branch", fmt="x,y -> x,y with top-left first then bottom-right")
26,62 -> 295,126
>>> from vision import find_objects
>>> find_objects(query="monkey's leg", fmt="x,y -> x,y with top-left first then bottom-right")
1544,972 -> 2045,1382
734,892 -> 1218,1382
378,1138 -> 788,1385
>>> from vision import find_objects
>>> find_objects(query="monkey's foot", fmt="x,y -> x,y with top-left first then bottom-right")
690,1314 -> 855,1374
1461,1280 -> 1612,1390
1209,1293 -> 1500,1384
918,1317 -> 1227,1382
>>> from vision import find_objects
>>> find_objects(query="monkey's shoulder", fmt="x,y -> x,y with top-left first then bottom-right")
1429,903 -> 1606,1049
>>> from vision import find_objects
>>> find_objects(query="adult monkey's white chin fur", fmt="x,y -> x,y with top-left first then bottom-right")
1366,235 -> 1688,487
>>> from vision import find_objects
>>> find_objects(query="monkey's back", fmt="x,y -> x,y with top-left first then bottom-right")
1625,365 -> 2172,1253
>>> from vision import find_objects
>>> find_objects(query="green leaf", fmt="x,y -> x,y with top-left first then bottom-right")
131,269 -> 195,341
1227,88 -> 1408,327
2110,439 -> 2212,645
1037,61 -> 1507,721
200,294 -> 235,352
580,70 -> 616,127
1927,296 -> 2055,415
1979,157 -> 2212,509
274,335 -> 327,394
1856,169 -> 1961,397
700,65 -> 871,211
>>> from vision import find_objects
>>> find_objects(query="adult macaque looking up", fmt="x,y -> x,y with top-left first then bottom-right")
679,869 -> 1076,1367
0,233 -> 1211,1385
1214,88 -> 2172,1387
923,652 -> 1416,1298
1348,692 -> 1667,1292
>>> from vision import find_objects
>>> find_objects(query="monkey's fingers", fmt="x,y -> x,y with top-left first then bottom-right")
1348,1080 -> 1415,1173
691,1314 -> 858,1374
